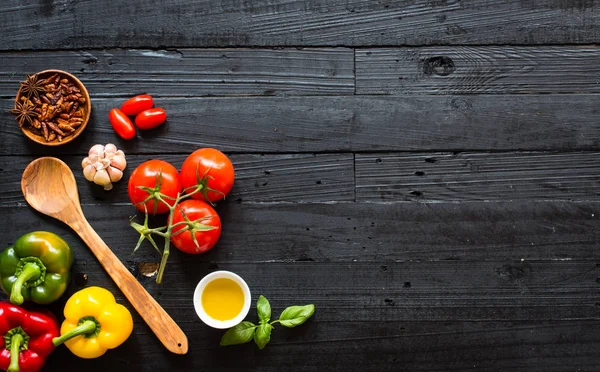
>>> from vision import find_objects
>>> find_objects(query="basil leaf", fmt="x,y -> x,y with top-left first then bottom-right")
257,295 -> 271,324
254,323 -> 273,350
220,321 -> 257,346
278,304 -> 315,328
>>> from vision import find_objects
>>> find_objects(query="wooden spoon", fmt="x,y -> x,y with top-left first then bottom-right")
21,157 -> 188,355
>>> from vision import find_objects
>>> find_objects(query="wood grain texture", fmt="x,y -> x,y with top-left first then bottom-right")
1,201 -> 599,370
21,157 -> 188,354
2,95 -> 600,156
357,46 -> 600,95
0,49 -> 354,97
356,152 -> 600,202
2,202 -> 597,265
3,0 -> 600,49
41,319 -> 600,371
4,1 -> 600,369
0,153 -> 354,206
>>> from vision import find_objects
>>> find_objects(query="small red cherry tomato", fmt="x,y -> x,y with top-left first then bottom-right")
135,108 -> 167,130
109,108 -> 136,140
121,94 -> 154,116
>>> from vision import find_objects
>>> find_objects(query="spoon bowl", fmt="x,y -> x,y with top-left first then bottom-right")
21,156 -> 82,222
21,157 -> 188,355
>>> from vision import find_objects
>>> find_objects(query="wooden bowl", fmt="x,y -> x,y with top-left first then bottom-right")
14,69 -> 91,146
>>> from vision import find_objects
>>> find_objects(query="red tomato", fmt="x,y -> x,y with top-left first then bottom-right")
170,200 -> 221,254
109,108 -> 136,140
180,148 -> 235,202
135,108 -> 167,130
121,94 -> 154,116
128,160 -> 182,214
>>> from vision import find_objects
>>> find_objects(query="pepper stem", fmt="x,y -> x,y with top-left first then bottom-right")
10,263 -> 41,305
4,328 -> 29,372
52,320 -> 97,347
7,333 -> 23,372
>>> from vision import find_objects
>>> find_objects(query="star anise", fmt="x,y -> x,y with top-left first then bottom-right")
19,74 -> 46,99
9,99 -> 36,128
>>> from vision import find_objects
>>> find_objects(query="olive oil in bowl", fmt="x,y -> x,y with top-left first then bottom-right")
194,271 -> 251,329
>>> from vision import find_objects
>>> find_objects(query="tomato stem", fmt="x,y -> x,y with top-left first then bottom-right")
170,221 -> 189,229
131,176 -> 210,284
155,192 -> 179,284
156,242 -> 170,284
149,230 -> 168,238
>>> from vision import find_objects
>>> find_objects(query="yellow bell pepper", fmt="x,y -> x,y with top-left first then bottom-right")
52,286 -> 133,358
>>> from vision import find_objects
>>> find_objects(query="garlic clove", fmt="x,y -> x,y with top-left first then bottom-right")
110,154 -> 127,171
105,143 -> 117,154
83,164 -> 96,182
89,144 -> 105,157
88,153 -> 100,163
93,169 -> 112,191
107,166 -> 123,182
82,157 -> 92,169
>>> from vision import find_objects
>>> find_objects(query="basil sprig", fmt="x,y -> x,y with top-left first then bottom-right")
220,295 -> 315,350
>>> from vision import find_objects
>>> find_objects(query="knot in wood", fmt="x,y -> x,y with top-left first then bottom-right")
423,56 -> 455,76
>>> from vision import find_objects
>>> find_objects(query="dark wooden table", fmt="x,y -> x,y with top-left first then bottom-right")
2,1 -> 600,371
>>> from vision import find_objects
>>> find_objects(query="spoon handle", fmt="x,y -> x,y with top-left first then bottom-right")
74,217 -> 188,354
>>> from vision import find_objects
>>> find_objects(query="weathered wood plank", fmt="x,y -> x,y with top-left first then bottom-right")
356,46 -> 600,95
8,151 -> 598,205
31,258 -> 600,323
2,95 -> 600,155
2,202 -> 597,264
356,152 -> 600,202
42,319 -> 600,371
0,153 -> 354,206
3,1 -> 600,49
0,48 -> 354,97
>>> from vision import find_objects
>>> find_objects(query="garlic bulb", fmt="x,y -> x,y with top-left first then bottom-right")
82,144 -> 127,191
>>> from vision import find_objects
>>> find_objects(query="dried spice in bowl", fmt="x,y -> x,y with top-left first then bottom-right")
9,70 -> 91,145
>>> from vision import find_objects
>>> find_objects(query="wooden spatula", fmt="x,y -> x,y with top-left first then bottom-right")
21,157 -> 188,354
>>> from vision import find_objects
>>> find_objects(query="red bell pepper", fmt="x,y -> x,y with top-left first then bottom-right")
0,302 -> 59,372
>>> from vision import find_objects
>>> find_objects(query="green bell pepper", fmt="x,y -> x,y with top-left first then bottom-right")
0,231 -> 74,305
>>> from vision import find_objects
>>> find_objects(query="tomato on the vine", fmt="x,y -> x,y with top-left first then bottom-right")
170,200 -> 221,254
121,94 -> 154,116
128,160 -> 182,214
180,148 -> 234,202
